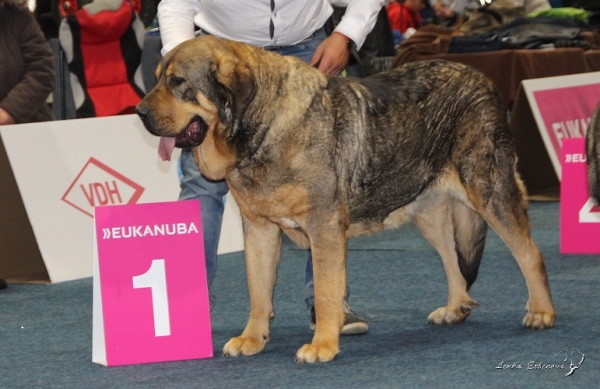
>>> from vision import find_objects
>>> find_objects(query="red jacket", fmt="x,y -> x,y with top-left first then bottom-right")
387,2 -> 422,34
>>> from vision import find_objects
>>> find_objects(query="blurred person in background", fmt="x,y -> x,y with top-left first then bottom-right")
508,0 -> 551,13
0,0 -> 54,125
1,0 -> 55,290
387,0 -> 425,45
433,0 -> 480,25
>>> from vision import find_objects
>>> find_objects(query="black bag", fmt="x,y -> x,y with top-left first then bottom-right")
562,0 -> 600,12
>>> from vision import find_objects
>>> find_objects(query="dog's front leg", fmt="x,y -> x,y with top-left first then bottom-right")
223,215 -> 281,357
295,215 -> 347,363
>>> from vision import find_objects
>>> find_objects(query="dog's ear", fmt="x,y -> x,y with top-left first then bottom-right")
154,61 -> 164,81
211,54 -> 256,133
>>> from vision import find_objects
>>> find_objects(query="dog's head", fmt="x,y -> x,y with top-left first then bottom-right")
136,36 -> 257,178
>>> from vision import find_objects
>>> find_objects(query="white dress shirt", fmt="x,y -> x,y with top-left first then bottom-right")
157,0 -> 386,55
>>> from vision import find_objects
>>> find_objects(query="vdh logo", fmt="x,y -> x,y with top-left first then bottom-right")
62,157 -> 145,217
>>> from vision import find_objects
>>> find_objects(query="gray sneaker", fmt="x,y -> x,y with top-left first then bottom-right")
309,302 -> 368,335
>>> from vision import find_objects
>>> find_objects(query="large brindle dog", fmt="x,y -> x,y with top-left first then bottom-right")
136,36 -> 555,363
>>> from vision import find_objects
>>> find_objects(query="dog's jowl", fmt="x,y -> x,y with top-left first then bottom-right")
137,36 -> 555,363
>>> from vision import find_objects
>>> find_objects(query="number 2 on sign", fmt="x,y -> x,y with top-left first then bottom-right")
579,198 -> 600,223
132,259 -> 171,337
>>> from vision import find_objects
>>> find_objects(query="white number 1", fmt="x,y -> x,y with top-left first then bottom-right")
132,259 -> 171,337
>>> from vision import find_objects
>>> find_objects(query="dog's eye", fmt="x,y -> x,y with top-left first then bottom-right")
169,76 -> 186,88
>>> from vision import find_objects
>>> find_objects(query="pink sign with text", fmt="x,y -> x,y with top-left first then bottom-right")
560,138 -> 600,254
531,82 -> 600,175
93,200 -> 213,366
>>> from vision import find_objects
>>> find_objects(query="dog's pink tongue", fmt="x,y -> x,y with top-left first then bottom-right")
158,136 -> 176,161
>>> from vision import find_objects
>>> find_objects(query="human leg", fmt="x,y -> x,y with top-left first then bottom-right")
273,29 -> 327,63
179,148 -> 228,308
305,251 -> 368,335
275,30 -> 368,335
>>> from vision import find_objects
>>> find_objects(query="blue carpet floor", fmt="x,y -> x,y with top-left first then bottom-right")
0,202 -> 598,388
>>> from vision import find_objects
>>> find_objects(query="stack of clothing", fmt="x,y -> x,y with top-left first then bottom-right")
391,0 -> 600,110
396,0 -> 599,60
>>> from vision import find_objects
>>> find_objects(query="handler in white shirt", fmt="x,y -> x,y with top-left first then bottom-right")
156,0 -> 385,335
158,0 -> 385,74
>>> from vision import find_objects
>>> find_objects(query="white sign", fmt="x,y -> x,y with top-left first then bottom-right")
0,114 -> 243,283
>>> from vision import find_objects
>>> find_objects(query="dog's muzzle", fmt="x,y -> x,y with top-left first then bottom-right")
136,106 -> 208,148
136,105 -> 157,135
136,104 -> 209,161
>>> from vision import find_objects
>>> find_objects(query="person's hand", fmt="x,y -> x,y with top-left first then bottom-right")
0,108 -> 15,125
309,32 -> 351,76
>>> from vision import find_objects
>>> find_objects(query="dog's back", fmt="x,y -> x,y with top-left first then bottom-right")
326,60 -> 513,224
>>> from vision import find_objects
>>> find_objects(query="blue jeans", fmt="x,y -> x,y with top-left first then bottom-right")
179,29 -> 348,309
178,148 -> 227,308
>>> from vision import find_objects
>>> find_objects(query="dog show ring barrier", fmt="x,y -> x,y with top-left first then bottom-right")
0,114 -> 244,283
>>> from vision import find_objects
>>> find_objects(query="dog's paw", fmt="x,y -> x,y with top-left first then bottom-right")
522,312 -> 555,329
223,335 -> 267,357
522,300 -> 555,329
427,303 -> 475,325
294,342 -> 339,363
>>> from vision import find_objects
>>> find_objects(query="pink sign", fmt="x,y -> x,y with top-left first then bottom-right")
533,83 -> 600,165
560,138 -> 600,254
94,200 -> 213,366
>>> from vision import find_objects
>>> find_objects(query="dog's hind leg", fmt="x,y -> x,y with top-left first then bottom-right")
466,173 -> 555,329
223,215 -> 282,357
413,198 -> 484,324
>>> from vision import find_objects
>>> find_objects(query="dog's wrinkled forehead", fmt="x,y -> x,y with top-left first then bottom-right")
157,47 -> 207,84
156,36 -> 239,85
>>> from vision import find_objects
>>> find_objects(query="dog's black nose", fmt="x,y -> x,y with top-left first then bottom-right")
136,107 -> 149,123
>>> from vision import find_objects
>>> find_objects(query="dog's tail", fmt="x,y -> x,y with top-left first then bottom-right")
587,103 -> 600,205
452,202 -> 487,290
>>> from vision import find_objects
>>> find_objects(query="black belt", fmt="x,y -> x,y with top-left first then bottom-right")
262,27 -> 324,51
196,26 -> 324,51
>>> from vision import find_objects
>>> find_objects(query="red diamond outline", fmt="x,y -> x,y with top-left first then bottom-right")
62,157 -> 145,218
